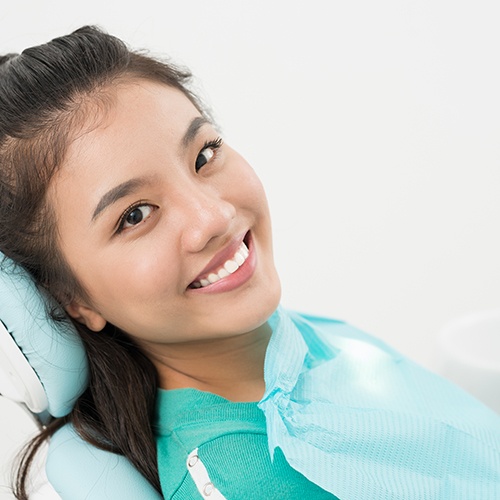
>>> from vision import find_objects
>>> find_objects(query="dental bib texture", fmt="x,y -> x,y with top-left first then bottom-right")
258,307 -> 500,500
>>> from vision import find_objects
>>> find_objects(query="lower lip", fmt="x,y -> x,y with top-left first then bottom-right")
188,234 -> 257,294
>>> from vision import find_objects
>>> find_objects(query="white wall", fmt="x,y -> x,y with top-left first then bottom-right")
1,1 -> 499,497
2,0 -> 499,365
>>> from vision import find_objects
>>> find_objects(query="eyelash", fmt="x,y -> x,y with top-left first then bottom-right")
115,200 -> 155,235
196,137 -> 223,172
204,136 -> 223,152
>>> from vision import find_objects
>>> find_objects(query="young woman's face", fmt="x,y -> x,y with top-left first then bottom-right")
50,79 -> 281,349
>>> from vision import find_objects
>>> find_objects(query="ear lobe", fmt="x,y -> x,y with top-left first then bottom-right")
65,301 -> 107,332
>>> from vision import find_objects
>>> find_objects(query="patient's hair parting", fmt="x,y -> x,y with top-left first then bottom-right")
0,26 -> 207,498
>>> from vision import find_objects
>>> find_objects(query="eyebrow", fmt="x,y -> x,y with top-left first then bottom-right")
182,116 -> 210,148
92,178 -> 146,221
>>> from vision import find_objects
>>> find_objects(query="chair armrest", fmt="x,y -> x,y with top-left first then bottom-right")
47,424 -> 162,499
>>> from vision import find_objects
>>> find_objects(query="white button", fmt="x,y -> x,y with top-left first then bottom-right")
203,482 -> 215,496
188,455 -> 199,468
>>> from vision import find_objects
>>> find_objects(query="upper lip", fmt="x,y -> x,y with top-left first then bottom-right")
189,232 -> 248,285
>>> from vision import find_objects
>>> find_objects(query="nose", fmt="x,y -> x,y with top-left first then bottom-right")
177,186 -> 236,253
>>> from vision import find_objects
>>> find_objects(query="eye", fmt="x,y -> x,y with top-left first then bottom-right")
116,203 -> 155,233
195,148 -> 214,171
195,137 -> 223,172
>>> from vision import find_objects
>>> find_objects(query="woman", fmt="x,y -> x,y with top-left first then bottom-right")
1,26 -> 499,499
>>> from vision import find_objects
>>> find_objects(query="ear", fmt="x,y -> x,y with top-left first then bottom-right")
65,301 -> 107,332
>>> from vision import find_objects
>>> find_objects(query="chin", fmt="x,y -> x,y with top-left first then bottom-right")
242,273 -> 282,333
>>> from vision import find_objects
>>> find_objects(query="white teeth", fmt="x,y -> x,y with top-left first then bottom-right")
191,240 -> 249,289
207,273 -> 219,284
218,268 -> 230,278
224,260 -> 239,273
234,251 -> 245,266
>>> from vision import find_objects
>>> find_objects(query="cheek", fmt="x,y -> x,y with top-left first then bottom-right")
76,242 -> 180,314
230,162 -> 269,213
123,247 -> 176,288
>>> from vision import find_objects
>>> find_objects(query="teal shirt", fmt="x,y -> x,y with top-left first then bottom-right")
155,309 -> 500,499
154,388 -> 339,499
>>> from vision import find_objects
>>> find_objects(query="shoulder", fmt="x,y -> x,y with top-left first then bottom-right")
156,391 -> 337,499
164,433 -> 337,499
286,308 -> 400,356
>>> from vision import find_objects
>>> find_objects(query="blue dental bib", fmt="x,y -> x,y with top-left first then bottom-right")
259,307 -> 500,500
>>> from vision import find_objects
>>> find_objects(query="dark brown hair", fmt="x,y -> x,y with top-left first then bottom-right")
0,26 -> 206,498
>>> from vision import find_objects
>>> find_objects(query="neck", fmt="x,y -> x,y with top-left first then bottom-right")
144,322 -> 272,402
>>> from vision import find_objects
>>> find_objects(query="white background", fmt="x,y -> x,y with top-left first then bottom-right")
1,1 -> 499,498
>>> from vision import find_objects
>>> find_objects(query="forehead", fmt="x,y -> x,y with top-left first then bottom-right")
66,79 -> 199,160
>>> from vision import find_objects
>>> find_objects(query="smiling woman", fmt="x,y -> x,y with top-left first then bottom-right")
51,78 -> 280,391
53,80 -> 278,334
1,26 -> 499,500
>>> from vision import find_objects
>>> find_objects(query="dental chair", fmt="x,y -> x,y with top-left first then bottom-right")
0,253 -> 162,499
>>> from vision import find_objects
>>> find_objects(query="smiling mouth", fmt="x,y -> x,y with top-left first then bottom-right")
189,236 -> 250,289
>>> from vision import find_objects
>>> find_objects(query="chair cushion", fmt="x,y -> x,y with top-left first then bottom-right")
47,424 -> 162,499
0,254 -> 88,417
